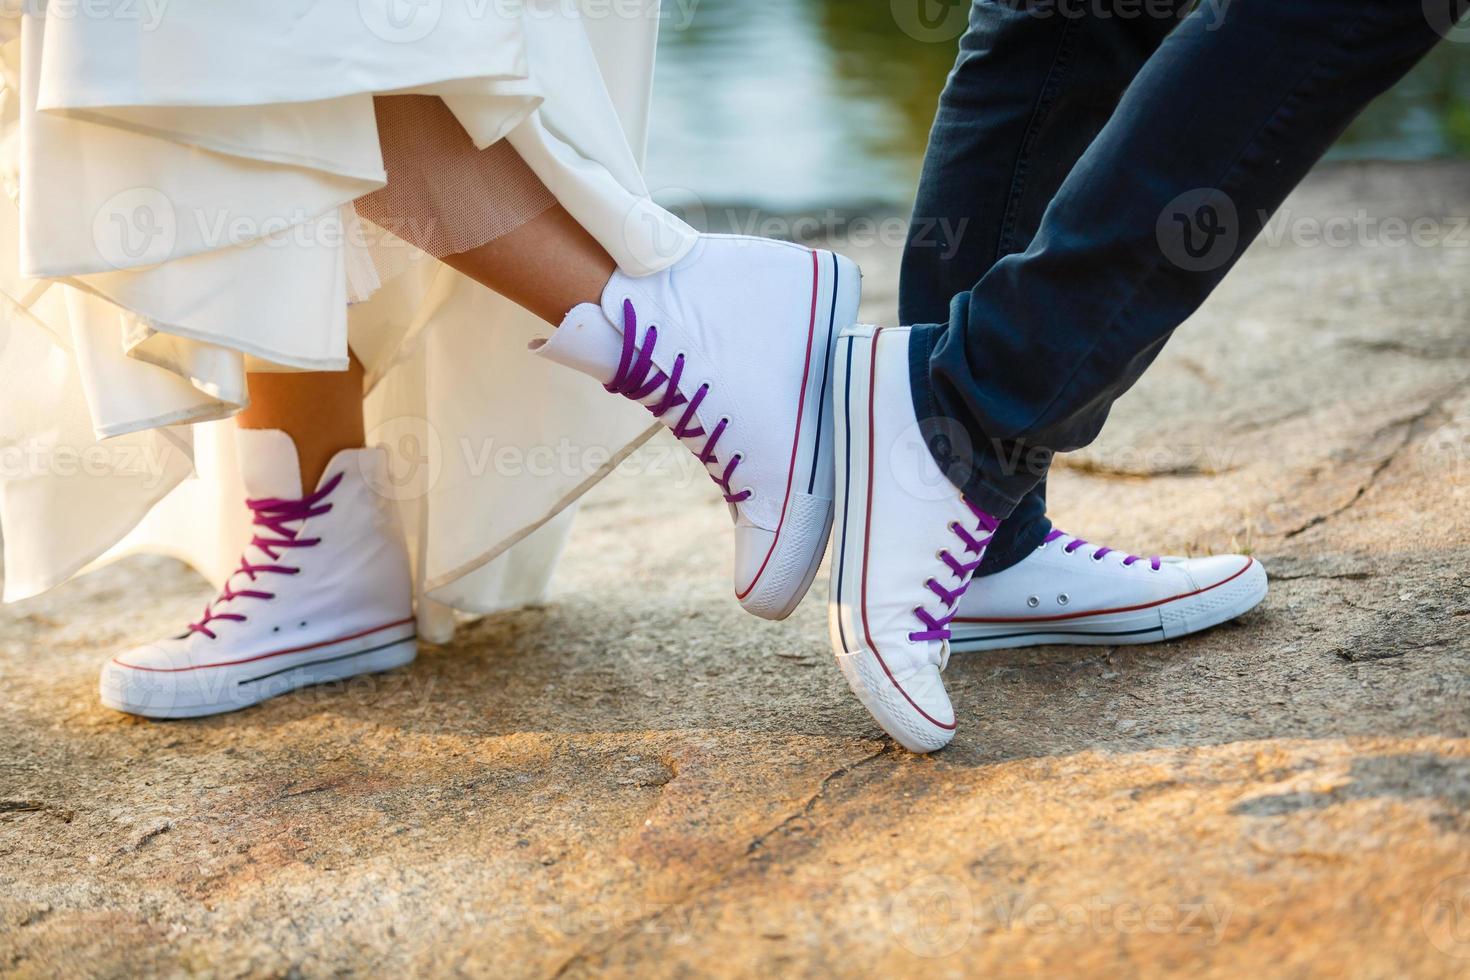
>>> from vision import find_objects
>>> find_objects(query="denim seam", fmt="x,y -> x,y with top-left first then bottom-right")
996,15 -> 1079,261
1013,3 -> 1382,439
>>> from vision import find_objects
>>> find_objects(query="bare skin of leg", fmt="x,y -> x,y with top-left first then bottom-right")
237,353 -> 366,491
237,204 -> 617,490
439,203 -> 616,324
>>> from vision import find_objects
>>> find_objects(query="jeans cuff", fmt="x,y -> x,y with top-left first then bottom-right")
907,322 -> 1027,521
906,322 -> 944,428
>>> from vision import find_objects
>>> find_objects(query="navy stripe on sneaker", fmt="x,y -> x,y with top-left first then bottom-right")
239,635 -> 417,685
952,625 -> 1164,646
807,252 -> 840,494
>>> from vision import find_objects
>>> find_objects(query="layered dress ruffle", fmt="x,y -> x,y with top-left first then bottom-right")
0,0 -> 698,641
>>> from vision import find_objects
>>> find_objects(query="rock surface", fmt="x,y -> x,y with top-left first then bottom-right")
2,162 -> 1469,977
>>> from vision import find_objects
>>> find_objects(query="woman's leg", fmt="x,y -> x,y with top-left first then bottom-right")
439,203 -> 616,325
237,353 -> 366,491
234,203 -> 615,494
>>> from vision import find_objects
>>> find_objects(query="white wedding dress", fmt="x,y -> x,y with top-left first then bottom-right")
0,1 -> 698,642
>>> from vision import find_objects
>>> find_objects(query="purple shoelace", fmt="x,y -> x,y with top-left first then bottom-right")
187,472 -> 342,639
605,300 -> 749,504
909,501 -> 1000,643
1046,529 -> 1161,570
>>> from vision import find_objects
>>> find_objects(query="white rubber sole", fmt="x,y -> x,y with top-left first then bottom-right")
738,249 -> 862,621
100,622 -> 418,719
827,327 -> 955,754
950,558 -> 1268,651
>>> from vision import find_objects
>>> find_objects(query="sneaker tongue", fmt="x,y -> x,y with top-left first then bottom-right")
530,303 -> 625,385
233,428 -> 304,501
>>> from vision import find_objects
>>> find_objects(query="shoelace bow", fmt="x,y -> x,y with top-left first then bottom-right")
605,300 -> 749,504
1047,529 -> 1161,570
188,472 -> 342,639
910,501 -> 1000,644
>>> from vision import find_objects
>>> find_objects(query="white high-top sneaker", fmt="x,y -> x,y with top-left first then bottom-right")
535,234 -> 861,620
828,325 -> 999,753
99,429 -> 416,719
950,530 -> 1266,650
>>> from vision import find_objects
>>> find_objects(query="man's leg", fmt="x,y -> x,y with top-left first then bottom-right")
827,0 -> 1464,752
910,0 -> 1466,515
900,0 -> 1189,576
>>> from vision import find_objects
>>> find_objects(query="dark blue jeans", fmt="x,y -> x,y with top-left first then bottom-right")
902,0 -> 1462,540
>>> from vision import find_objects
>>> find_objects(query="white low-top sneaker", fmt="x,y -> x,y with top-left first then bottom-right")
99,429 -> 416,719
950,530 -> 1267,650
828,325 -> 999,753
535,234 -> 861,620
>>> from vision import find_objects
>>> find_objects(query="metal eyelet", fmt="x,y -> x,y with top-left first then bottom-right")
1026,595 -> 1040,608
1057,593 -> 1070,606
1092,553 -> 1105,562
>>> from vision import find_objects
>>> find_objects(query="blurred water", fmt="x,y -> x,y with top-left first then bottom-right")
646,1 -> 1470,210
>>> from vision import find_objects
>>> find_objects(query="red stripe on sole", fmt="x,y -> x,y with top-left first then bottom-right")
112,617 -> 417,673
953,558 -> 1257,625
